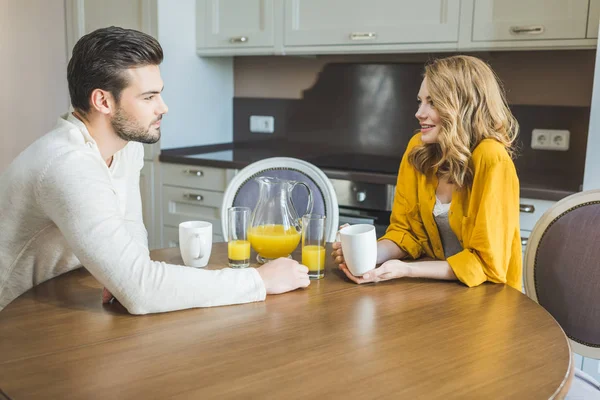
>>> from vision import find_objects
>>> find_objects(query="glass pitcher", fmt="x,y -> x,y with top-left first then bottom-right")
249,176 -> 314,263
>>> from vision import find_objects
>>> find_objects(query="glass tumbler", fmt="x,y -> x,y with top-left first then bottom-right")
301,214 -> 327,279
228,207 -> 251,268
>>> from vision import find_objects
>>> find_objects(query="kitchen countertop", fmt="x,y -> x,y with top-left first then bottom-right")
159,140 -> 580,201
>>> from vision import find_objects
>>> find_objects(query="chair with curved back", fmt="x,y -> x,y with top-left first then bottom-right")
221,157 -> 339,243
524,189 -> 600,399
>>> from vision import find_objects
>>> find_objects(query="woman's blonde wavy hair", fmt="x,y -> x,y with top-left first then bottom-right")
408,55 -> 518,188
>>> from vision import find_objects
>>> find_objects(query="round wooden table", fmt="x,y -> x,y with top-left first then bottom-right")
0,244 -> 573,399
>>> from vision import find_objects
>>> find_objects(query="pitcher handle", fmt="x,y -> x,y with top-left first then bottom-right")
296,182 -> 314,216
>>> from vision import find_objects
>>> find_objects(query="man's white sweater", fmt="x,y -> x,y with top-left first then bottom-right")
0,114 -> 266,313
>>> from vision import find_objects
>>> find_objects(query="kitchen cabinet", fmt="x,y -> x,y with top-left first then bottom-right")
471,0 -> 590,42
519,197 -> 555,292
588,0 -> 600,38
196,0 -> 277,55
283,0 -> 460,51
159,163 -> 236,247
140,161 -> 157,249
195,0 -> 599,55
458,0 -> 597,51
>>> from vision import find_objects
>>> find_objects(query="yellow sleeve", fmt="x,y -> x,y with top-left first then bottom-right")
380,136 -> 424,260
446,158 -> 520,287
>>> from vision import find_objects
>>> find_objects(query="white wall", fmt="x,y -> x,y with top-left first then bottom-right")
157,0 -> 233,150
584,42 -> 600,190
0,0 -> 70,173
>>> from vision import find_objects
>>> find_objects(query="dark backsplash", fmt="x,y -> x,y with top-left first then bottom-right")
234,63 -> 589,191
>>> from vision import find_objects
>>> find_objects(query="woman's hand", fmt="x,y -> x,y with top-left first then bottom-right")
340,259 -> 412,284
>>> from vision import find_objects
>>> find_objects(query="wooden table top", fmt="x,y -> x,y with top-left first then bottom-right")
0,243 -> 573,399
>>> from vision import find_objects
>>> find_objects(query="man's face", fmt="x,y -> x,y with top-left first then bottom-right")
111,65 -> 168,144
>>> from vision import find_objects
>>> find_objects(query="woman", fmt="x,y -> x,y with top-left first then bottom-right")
332,55 -> 522,290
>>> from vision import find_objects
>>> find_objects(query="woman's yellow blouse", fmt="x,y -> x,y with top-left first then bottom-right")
381,133 -> 522,290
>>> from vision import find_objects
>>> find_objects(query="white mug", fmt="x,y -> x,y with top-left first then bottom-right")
339,224 -> 377,277
179,221 -> 212,268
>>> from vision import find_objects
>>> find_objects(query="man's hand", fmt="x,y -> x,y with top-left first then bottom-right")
102,287 -> 115,304
257,257 -> 310,294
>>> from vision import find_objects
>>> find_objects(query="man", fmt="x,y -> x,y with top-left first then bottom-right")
0,27 -> 310,314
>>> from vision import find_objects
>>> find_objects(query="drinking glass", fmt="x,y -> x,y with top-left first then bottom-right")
301,214 -> 327,279
228,207 -> 251,268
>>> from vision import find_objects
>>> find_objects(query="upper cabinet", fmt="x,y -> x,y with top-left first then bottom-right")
66,0 -> 157,58
194,0 -> 599,55
459,0 -> 597,50
588,0 -> 600,38
472,0 -> 589,41
284,0 -> 460,49
196,0 -> 279,55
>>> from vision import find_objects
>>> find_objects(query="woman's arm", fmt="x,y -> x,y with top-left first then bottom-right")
377,239 -> 407,263
340,259 -> 457,284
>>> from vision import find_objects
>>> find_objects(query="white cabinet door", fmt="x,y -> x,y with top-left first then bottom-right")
472,0 -> 590,41
198,0 -> 275,49
588,0 -> 600,38
140,161 -> 156,249
284,0 -> 460,46
67,0 -> 157,54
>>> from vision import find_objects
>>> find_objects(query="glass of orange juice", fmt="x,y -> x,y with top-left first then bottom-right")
301,214 -> 327,279
227,207 -> 251,268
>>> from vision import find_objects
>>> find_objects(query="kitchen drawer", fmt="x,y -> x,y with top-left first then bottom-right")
519,198 -> 556,231
520,230 -> 530,255
164,226 -> 180,249
161,163 -> 231,191
163,225 -> 224,249
162,185 -> 223,234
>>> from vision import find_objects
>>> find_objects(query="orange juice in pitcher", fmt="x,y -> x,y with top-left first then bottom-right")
248,225 -> 301,259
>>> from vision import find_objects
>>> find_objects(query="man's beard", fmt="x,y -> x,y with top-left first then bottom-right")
111,106 -> 161,144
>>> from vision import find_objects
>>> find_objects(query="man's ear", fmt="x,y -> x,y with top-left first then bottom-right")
89,89 -> 116,115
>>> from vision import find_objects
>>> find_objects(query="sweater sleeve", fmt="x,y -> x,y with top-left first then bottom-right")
379,136 -> 424,259
122,143 -> 149,250
446,158 -> 520,287
35,151 -> 266,314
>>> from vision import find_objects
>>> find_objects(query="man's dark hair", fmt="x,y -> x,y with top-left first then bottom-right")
67,26 -> 163,113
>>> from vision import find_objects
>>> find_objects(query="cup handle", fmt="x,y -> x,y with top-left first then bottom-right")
191,233 -> 206,260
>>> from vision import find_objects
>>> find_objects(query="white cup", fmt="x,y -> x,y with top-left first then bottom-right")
179,221 -> 212,268
339,224 -> 377,277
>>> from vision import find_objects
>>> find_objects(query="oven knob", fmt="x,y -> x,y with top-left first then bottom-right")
356,191 -> 367,203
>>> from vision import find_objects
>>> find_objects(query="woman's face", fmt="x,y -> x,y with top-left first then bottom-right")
415,77 -> 441,144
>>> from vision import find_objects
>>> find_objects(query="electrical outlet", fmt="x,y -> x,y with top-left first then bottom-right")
250,115 -> 275,134
531,129 -> 570,151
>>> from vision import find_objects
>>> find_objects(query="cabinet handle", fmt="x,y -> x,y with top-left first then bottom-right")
510,25 -> 544,35
184,193 -> 204,201
521,237 -> 528,246
520,204 -> 535,213
229,36 -> 248,43
183,169 -> 204,177
349,32 -> 377,41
